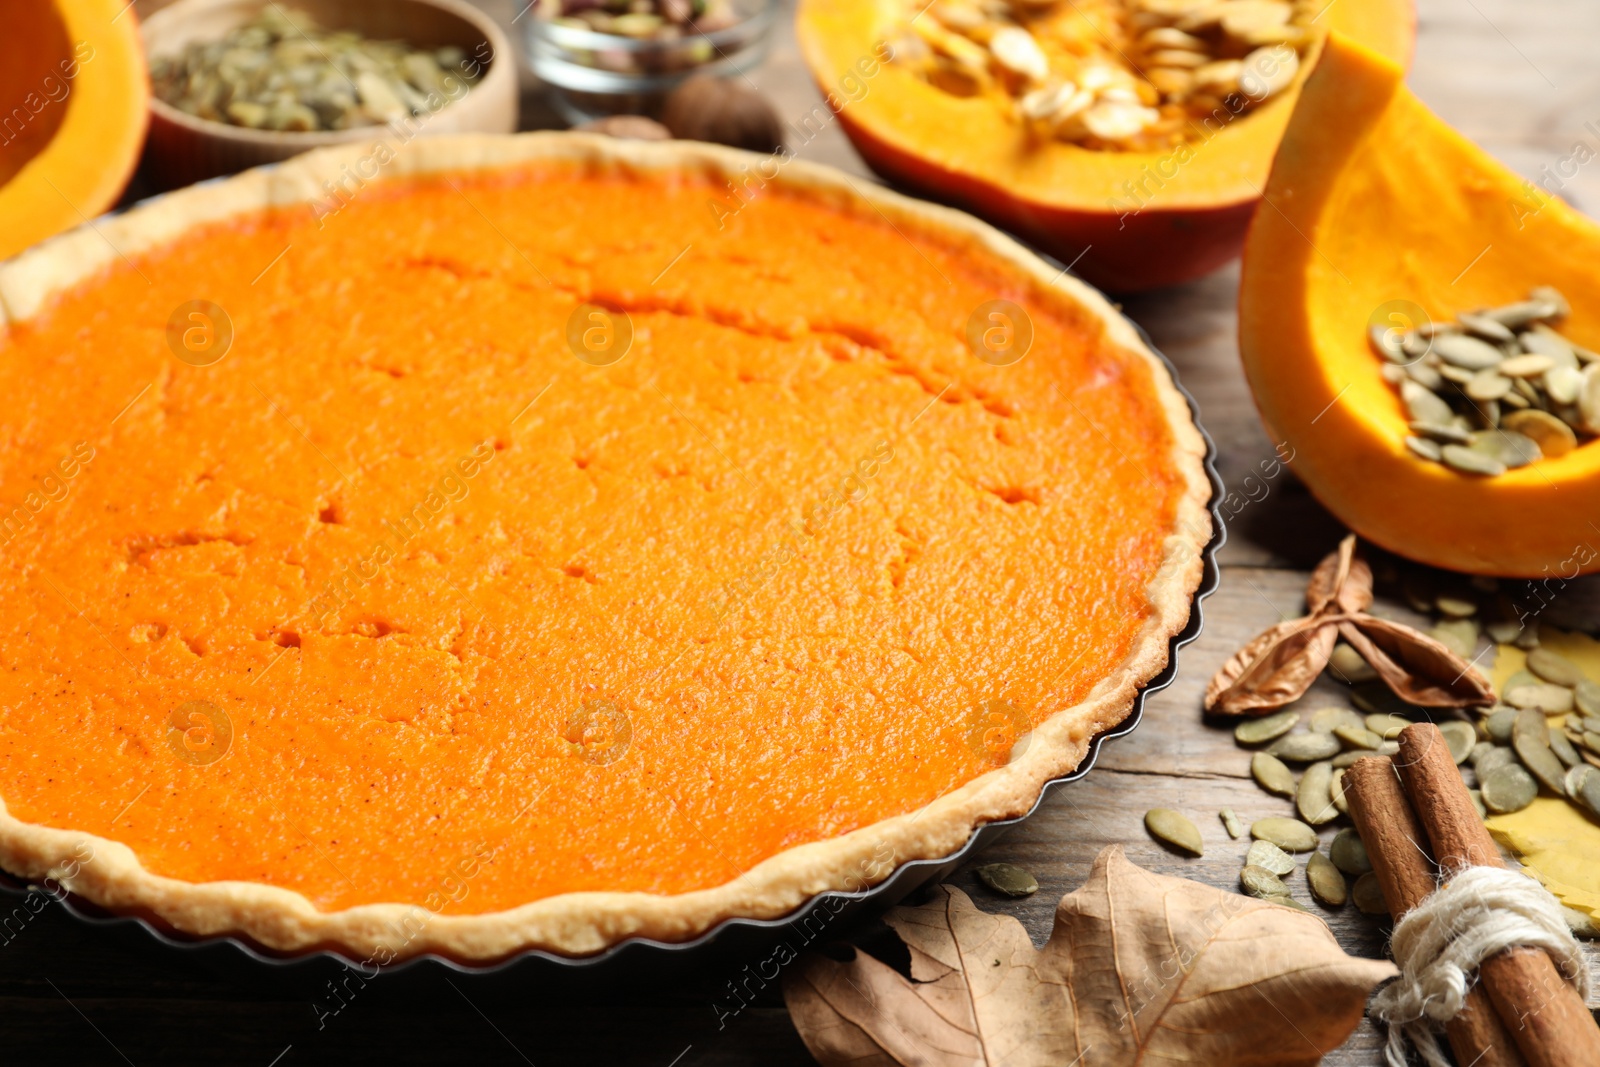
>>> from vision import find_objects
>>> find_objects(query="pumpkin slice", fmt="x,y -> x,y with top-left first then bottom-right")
1240,33 -> 1600,577
0,0 -> 149,261
796,0 -> 1413,292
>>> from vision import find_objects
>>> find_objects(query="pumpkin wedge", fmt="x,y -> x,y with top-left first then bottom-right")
0,0 -> 149,261
796,0 -> 1413,293
1240,33 -> 1600,577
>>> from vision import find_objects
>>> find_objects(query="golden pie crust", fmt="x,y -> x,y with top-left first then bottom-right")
0,133 -> 1211,961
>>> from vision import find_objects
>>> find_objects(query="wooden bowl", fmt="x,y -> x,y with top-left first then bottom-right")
140,0 -> 516,190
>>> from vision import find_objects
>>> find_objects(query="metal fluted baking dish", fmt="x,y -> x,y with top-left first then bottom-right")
0,319 -> 1224,989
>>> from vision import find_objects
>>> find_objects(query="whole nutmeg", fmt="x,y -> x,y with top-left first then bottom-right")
573,114 -> 673,141
659,74 -> 785,155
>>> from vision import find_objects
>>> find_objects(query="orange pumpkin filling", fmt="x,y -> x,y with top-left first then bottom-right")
0,163 -> 1186,914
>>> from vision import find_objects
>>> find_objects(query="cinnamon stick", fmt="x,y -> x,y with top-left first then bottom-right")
1393,723 -> 1600,1067
1345,756 -> 1527,1067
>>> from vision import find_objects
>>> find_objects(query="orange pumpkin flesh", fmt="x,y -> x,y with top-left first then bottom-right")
795,0 -> 1414,292
0,0 -> 149,261
1239,34 -> 1600,577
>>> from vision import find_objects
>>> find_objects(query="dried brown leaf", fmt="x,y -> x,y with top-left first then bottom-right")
783,847 -> 1396,1067
1204,617 -> 1338,716
1338,616 -> 1496,708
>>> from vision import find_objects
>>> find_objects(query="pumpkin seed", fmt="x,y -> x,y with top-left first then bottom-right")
1522,324 -> 1578,364
1326,643 -> 1378,683
1529,285 -> 1570,319
1329,827 -> 1372,876
1351,682 -> 1416,718
1581,364 -> 1600,433
1465,369 -> 1513,402
1430,619 -> 1476,657
1368,324 -> 1407,363
1297,760 -> 1338,825
1470,740 -> 1495,765
1507,683 -> 1574,714
1512,706 -> 1550,748
1434,595 -> 1479,619
1251,816 -> 1319,852
1235,708 -> 1300,745
1439,721 -> 1477,765
975,862 -> 1040,897
1474,743 -> 1517,780
1585,731 -> 1600,754
1246,839 -> 1297,876
1502,669 -> 1542,696
1485,298 -> 1560,329
1576,680 -> 1600,717
1404,436 -> 1442,462
1269,731 -> 1342,762
1468,429 -> 1541,469
1513,733 -> 1568,796
1306,851 -> 1348,907
1434,333 -> 1506,371
1485,707 -> 1517,743
1329,767 -> 1349,813
1309,706 -> 1365,734
1402,381 -> 1454,425
1220,807 -> 1244,839
1240,864 -> 1292,900
1501,409 -> 1577,458
1468,787 -> 1488,819
1251,751 -> 1298,796
1548,728 -> 1581,769
1352,871 -> 1389,914
1333,723 -> 1384,751
1527,648 -> 1584,688
1457,311 -> 1516,343
1497,353 -> 1556,378
1145,808 -> 1203,855
1365,713 -> 1414,741
1578,768 -> 1600,818
1407,420 -> 1472,445
1376,739 -> 1401,756
1563,763 -> 1594,799
1332,749 -> 1366,769
1440,443 -> 1505,476
1485,618 -> 1525,644
1546,364 -> 1584,405
1482,763 -> 1538,813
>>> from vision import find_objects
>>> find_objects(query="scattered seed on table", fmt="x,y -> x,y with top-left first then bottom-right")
1482,763 -> 1539,814
1332,749 -> 1367,769
1563,764 -> 1593,800
1549,729 -> 1581,769
1297,760 -> 1339,825
1241,864 -> 1291,900
1307,852 -> 1348,907
1330,767 -> 1350,814
1365,714 -> 1415,741
1330,828 -> 1372,876
1513,734 -> 1568,796
1246,839 -> 1296,876
1251,751 -> 1298,797
1507,683 -> 1575,714
1220,807 -> 1244,839
1234,709 -> 1300,745
1527,648 -> 1585,688
1439,721 -> 1478,765
1309,706 -> 1365,734
1512,707 -> 1550,748
1485,707 -> 1517,743
1334,723 -> 1384,751
1576,680 -> 1600,717
974,863 -> 1039,898
1269,732 -> 1342,762
1145,808 -> 1203,856
1327,644 -> 1377,683
1474,744 -> 1517,780
1251,816 -> 1319,852
1434,595 -> 1478,619
1578,769 -> 1600,818
1352,871 -> 1390,915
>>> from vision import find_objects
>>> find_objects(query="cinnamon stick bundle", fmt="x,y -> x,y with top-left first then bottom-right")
1345,725 -> 1600,1067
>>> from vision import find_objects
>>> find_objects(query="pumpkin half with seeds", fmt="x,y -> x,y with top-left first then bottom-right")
795,0 -> 1413,292
1239,34 -> 1600,577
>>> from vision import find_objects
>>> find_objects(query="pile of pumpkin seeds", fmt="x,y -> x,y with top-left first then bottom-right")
150,7 -> 482,132
1371,286 -> 1600,476
1149,565 -> 1600,930
884,0 -> 1314,151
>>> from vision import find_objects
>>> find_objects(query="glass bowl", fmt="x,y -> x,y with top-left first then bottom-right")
523,0 -> 775,126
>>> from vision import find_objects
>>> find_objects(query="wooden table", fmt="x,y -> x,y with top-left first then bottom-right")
7,1 -> 1595,1063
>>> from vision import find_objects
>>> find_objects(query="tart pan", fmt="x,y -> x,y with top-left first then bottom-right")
0,307 -> 1224,990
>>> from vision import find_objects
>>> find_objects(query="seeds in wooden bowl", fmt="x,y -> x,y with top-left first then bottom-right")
150,7 -> 484,132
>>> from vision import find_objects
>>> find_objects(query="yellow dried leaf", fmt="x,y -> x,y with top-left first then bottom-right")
1486,628 -> 1600,922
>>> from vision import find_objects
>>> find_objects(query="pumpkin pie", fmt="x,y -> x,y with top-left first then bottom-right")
0,134 -> 1211,960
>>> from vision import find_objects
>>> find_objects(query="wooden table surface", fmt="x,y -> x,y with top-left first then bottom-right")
7,1 -> 1596,1063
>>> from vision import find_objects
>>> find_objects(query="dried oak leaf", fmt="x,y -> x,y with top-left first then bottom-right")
783,846 -> 1396,1067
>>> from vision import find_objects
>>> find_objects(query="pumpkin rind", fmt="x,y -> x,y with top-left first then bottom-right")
794,0 -> 1414,292
1239,34 -> 1600,577
0,0 -> 149,262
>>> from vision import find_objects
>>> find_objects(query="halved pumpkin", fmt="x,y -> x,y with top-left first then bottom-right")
795,0 -> 1413,292
1240,33 -> 1600,577
0,0 -> 149,261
